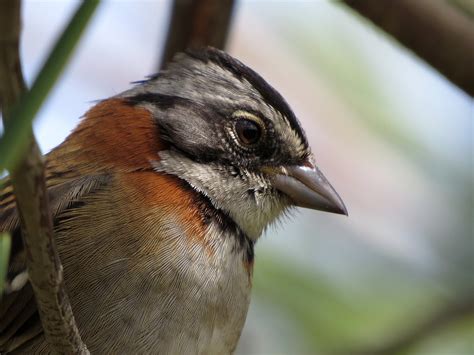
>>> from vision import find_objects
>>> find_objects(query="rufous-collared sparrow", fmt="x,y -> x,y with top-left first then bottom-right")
0,48 -> 346,354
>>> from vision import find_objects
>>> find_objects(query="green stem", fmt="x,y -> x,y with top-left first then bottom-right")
0,232 -> 11,294
0,0 -> 100,171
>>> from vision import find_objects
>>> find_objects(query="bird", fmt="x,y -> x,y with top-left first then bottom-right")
0,47 -> 347,354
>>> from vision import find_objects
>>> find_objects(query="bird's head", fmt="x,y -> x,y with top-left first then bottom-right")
120,48 -> 347,240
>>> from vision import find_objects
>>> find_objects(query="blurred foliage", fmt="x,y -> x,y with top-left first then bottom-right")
450,0 -> 474,18
409,317 -> 474,355
253,253 -> 462,353
276,5 -> 469,184
0,232 -> 10,294
247,2 -> 473,354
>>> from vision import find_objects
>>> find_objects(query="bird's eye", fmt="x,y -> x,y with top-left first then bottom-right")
234,118 -> 262,146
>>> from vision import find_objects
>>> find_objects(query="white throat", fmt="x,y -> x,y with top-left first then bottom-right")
152,150 -> 287,241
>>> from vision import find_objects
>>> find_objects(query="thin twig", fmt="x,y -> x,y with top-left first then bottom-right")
0,1 -> 90,353
343,0 -> 474,97
159,0 -> 235,69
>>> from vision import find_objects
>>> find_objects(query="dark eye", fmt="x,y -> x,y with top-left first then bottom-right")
235,118 -> 262,145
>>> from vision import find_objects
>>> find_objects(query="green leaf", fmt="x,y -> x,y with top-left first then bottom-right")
0,232 -> 11,294
0,0 -> 100,171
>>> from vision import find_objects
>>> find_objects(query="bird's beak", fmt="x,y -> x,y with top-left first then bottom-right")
267,161 -> 348,216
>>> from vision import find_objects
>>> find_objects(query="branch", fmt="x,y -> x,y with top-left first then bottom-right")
159,0 -> 235,69
343,0 -> 474,97
0,1 -> 97,353
9,142 -> 89,354
0,0 -> 26,110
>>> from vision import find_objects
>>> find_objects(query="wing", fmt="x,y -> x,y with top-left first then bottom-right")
0,173 -> 111,353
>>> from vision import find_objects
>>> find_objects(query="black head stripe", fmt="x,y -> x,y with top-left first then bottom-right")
125,93 -> 192,110
185,47 -> 309,148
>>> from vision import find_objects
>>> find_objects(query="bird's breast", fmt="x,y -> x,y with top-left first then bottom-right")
53,171 -> 253,354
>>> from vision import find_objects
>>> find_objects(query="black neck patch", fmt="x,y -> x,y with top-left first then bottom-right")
174,175 -> 254,265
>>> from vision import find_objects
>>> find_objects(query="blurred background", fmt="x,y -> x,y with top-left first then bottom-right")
7,0 -> 473,353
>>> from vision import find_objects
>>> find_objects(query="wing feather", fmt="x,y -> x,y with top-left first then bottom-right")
0,173 -> 111,352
